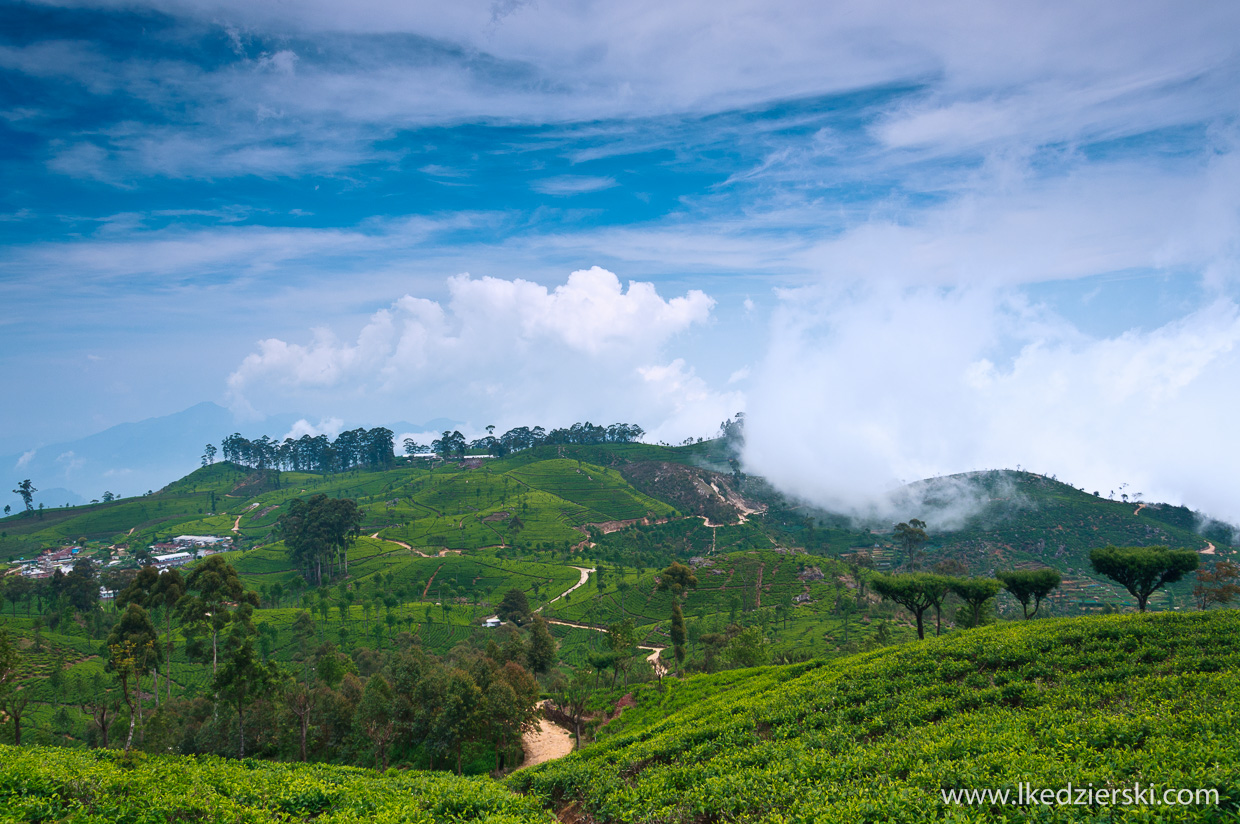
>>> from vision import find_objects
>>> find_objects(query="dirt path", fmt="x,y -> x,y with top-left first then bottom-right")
1203,542 -> 1217,555
518,718 -> 575,769
232,515 -> 242,534
422,564 -> 444,598
369,533 -> 431,557
543,618 -> 667,676
536,566 -> 594,611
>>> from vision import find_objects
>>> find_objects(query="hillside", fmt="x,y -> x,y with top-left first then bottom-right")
512,610 -> 1240,822
0,745 -> 552,823
4,613 -> 1234,822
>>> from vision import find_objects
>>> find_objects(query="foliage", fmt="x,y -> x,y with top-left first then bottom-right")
1193,560 -> 1240,610
513,611 -> 1240,823
1090,545 -> 1200,611
0,745 -> 554,823
277,494 -> 364,585
996,568 -> 1062,618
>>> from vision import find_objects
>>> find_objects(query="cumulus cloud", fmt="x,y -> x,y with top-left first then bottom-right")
229,267 -> 729,438
744,284 -> 1240,525
282,417 -> 345,441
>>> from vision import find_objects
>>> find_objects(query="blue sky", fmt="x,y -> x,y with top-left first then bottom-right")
3,0 -> 1240,520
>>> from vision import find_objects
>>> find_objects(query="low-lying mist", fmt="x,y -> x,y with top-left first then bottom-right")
742,282 -> 1240,528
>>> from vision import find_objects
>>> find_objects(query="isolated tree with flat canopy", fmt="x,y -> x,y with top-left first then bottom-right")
1090,545 -> 1199,612
997,568 -> 1062,618
950,577 -> 1002,627
872,573 -> 941,640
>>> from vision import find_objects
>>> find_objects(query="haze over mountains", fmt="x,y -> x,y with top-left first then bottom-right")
1,402 -> 458,512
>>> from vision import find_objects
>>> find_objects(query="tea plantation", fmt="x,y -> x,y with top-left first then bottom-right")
513,610 -> 1240,822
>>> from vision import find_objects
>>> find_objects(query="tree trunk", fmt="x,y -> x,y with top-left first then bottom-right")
299,712 -> 308,762
915,611 -> 925,640
123,682 -> 136,753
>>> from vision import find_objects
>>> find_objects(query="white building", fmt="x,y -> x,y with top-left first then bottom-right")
174,535 -> 228,547
152,551 -> 194,569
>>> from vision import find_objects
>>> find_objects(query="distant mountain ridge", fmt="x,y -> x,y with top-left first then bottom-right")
1,402 -> 459,512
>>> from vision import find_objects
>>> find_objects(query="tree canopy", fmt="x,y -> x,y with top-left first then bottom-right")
1090,545 -> 1199,611
997,568 -> 1062,618
276,494 -> 364,586
872,573 -> 941,640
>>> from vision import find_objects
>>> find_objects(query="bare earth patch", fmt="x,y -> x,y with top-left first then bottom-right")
519,718 -> 574,769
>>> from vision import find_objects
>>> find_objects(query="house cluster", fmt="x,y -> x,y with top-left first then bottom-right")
143,535 -> 231,568
11,546 -> 84,579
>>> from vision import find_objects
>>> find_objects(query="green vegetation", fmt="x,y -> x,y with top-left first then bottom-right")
513,611 -> 1240,822
0,745 -> 553,823
3,431 -> 1239,820
1090,545 -> 1200,612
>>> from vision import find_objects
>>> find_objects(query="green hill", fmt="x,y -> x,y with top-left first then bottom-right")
512,610 -> 1240,822
0,745 -> 552,823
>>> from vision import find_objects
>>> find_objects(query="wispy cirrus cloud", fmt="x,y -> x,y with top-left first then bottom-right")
531,175 -> 617,195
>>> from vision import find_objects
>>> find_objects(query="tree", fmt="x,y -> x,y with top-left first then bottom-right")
3,575 -> 29,616
894,519 -> 928,569
950,577 -> 1002,628
106,603 -> 160,752
997,569 -> 1062,618
527,616 -> 557,674
435,668 -> 482,774
1090,545 -> 1200,612
432,430 -> 467,458
178,555 -> 255,678
276,494 -> 364,585
656,562 -> 698,672
482,662 -> 540,772
670,602 -> 687,672
1192,560 -> 1240,611
64,559 -> 100,612
497,588 -> 532,626
722,626 -> 769,668
550,668 -> 592,749
0,629 -> 16,727
12,480 -> 36,512
151,569 -> 186,703
203,443 -> 217,465
871,573 -> 938,640
656,561 -> 698,597
356,673 -> 397,769
214,611 -> 282,758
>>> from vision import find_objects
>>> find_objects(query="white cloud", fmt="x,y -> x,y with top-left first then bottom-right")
282,417 -> 345,441
228,267 -> 724,438
744,285 -> 1240,524
531,176 -> 618,195
15,450 -> 35,469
